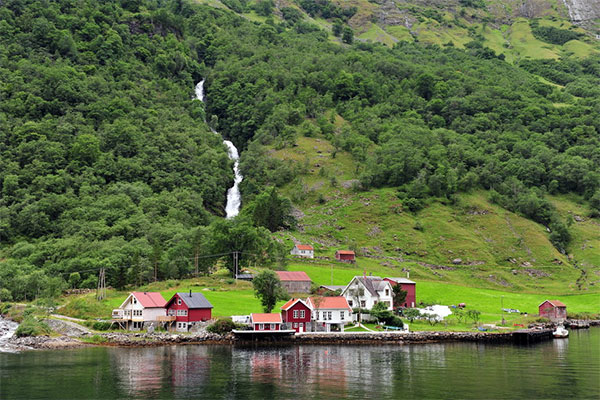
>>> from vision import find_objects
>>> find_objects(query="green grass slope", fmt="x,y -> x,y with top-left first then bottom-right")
269,136 -> 599,294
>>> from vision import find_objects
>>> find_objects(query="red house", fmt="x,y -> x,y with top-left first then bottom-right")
539,300 -> 567,322
281,298 -> 312,332
165,291 -> 213,331
383,277 -> 416,308
335,250 -> 356,263
250,313 -> 282,331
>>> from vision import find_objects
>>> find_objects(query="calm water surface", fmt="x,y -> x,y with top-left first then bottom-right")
1,328 -> 598,399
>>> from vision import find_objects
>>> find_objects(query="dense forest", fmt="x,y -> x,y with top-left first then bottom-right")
0,0 -> 598,301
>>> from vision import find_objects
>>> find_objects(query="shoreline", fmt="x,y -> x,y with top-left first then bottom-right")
4,319 -> 599,352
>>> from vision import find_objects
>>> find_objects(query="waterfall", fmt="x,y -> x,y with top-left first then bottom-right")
0,316 -> 19,353
195,80 -> 243,219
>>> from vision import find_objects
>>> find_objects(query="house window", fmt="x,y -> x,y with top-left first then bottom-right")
327,311 -> 332,320
177,298 -> 182,305
348,300 -> 353,307
133,298 -> 137,304
315,311 -> 319,320
300,310 -> 305,318
340,311 -> 345,320
270,324 -> 275,330
293,310 -> 299,318
176,309 -> 188,316
259,324 -> 264,330
360,300 -> 366,308
385,289 -> 389,296
299,323 -> 303,329
168,309 -> 175,316
294,323 -> 298,328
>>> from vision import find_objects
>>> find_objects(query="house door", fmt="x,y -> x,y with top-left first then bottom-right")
299,323 -> 304,333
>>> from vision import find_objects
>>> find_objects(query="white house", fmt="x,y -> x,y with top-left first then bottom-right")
290,244 -> 314,259
341,276 -> 394,311
112,292 -> 167,330
306,296 -> 352,332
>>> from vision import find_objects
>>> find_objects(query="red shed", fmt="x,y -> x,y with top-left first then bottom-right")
539,300 -> 567,321
383,277 -> 416,308
250,313 -> 282,331
335,250 -> 356,263
165,291 -> 213,331
281,298 -> 312,332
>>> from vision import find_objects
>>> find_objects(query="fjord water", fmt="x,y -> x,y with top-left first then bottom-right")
1,328 -> 598,400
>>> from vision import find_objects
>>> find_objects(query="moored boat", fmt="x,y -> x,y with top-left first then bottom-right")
553,325 -> 569,338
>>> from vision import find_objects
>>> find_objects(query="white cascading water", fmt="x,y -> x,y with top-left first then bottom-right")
195,80 -> 243,219
0,316 -> 19,353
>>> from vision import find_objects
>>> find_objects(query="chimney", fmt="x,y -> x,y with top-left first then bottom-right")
407,271 -> 410,279
189,289 -> 192,297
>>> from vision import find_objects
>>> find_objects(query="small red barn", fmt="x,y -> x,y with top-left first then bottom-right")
165,291 -> 213,331
276,271 -> 312,294
383,277 -> 416,308
335,250 -> 356,263
250,313 -> 282,331
281,298 -> 312,332
539,300 -> 567,321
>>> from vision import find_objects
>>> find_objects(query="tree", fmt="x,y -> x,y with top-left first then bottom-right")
348,282 -> 365,322
68,272 -> 81,289
403,308 -> 421,323
342,26 -> 353,44
252,270 -> 288,313
332,20 -> 343,37
467,309 -> 481,324
392,285 -> 407,309
242,187 -> 295,232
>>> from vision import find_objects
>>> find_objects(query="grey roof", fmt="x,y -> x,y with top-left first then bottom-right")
320,285 -> 346,291
355,276 -> 386,297
385,277 -> 416,284
177,292 -> 213,309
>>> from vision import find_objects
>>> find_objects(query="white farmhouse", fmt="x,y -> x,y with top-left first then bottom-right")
112,292 -> 166,330
341,276 -> 394,311
290,244 -> 314,259
306,296 -> 352,332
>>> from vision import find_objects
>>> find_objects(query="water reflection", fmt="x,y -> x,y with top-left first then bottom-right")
2,329 -> 596,399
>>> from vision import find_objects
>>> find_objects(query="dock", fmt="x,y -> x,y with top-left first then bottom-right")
512,329 -> 553,345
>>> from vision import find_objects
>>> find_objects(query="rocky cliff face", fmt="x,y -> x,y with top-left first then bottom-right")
562,0 -> 600,25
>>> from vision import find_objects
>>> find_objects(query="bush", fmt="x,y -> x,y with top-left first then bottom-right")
0,288 -> 13,302
15,316 -> 51,337
92,321 -> 113,331
0,302 -> 12,315
206,318 -> 238,335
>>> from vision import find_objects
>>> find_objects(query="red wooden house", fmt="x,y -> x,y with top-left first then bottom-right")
250,313 -> 282,331
539,300 -> 567,322
164,291 -> 213,331
335,250 -> 356,263
281,298 -> 312,332
383,277 -> 416,308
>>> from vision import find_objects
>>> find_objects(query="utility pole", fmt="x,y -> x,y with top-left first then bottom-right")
501,295 -> 505,325
97,268 -> 106,301
233,251 -> 239,279
194,251 -> 199,277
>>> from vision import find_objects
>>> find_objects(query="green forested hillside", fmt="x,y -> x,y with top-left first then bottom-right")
0,0 -> 598,302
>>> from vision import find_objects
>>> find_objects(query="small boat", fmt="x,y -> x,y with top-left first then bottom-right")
553,325 -> 569,338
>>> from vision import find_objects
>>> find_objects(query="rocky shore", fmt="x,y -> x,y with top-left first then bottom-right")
3,318 -> 599,351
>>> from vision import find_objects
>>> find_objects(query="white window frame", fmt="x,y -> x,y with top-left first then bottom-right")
300,310 -> 305,319
259,324 -> 264,330
293,310 -> 299,318
340,311 -> 345,320
177,298 -> 182,305
270,324 -> 275,330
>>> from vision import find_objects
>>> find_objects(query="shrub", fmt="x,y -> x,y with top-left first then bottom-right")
0,288 -> 13,302
207,318 -> 238,335
92,321 -> 113,331
0,302 -> 12,315
88,334 -> 107,343
15,316 -> 51,337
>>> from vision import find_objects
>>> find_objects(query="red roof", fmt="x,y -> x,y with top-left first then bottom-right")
307,296 -> 351,310
280,298 -> 311,311
336,250 -> 355,255
296,244 -> 314,251
540,300 -> 566,308
132,292 -> 166,308
276,271 -> 311,282
251,313 -> 283,323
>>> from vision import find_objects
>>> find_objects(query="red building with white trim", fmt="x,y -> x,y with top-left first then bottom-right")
335,250 -> 356,263
250,313 -> 282,331
383,277 -> 416,308
281,298 -> 312,332
539,300 -> 567,322
165,291 -> 213,331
